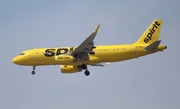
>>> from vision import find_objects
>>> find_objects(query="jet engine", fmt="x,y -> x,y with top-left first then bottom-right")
61,65 -> 82,73
55,54 -> 77,64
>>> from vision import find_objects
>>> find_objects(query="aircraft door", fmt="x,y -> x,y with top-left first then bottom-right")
29,49 -> 38,65
30,50 -> 35,58
131,45 -> 136,54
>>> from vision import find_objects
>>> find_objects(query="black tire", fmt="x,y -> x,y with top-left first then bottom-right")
31,71 -> 35,75
84,70 -> 90,76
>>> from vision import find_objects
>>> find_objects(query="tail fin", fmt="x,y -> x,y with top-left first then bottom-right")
134,19 -> 162,45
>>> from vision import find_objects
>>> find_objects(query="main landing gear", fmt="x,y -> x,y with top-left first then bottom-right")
31,66 -> 36,75
84,70 -> 90,76
82,64 -> 90,76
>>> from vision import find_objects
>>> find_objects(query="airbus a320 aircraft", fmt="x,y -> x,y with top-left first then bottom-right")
12,19 -> 167,76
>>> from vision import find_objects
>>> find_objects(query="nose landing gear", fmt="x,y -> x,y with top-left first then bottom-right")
31,66 -> 36,75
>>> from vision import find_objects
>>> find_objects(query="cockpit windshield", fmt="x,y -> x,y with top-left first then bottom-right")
19,53 -> 25,55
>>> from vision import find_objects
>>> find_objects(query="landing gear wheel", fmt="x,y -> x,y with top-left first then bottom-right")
31,71 -> 35,75
81,64 -> 90,76
84,70 -> 90,76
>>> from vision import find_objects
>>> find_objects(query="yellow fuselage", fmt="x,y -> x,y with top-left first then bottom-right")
12,44 -> 166,66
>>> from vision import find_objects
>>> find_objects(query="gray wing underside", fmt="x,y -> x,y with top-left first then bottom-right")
71,24 -> 101,60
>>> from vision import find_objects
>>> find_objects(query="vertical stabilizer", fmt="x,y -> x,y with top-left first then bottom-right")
134,19 -> 162,45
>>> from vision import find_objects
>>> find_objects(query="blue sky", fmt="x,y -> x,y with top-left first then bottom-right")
1,0 -> 180,109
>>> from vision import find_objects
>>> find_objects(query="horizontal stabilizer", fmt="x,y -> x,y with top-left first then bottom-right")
145,40 -> 161,51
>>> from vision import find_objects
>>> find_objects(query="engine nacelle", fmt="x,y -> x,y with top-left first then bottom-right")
61,65 -> 82,73
55,54 -> 77,64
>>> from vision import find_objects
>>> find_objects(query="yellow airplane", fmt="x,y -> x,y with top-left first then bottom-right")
12,19 -> 167,76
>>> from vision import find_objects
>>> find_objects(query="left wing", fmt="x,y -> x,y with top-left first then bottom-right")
89,62 -> 111,67
71,24 -> 101,60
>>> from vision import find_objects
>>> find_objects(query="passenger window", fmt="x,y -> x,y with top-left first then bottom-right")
19,53 -> 25,55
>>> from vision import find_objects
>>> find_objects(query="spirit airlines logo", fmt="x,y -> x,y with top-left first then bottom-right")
144,21 -> 161,43
44,47 -> 95,57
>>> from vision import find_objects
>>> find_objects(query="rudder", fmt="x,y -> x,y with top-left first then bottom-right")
134,19 -> 162,45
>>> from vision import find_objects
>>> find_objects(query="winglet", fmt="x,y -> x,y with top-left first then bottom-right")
94,24 -> 101,34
